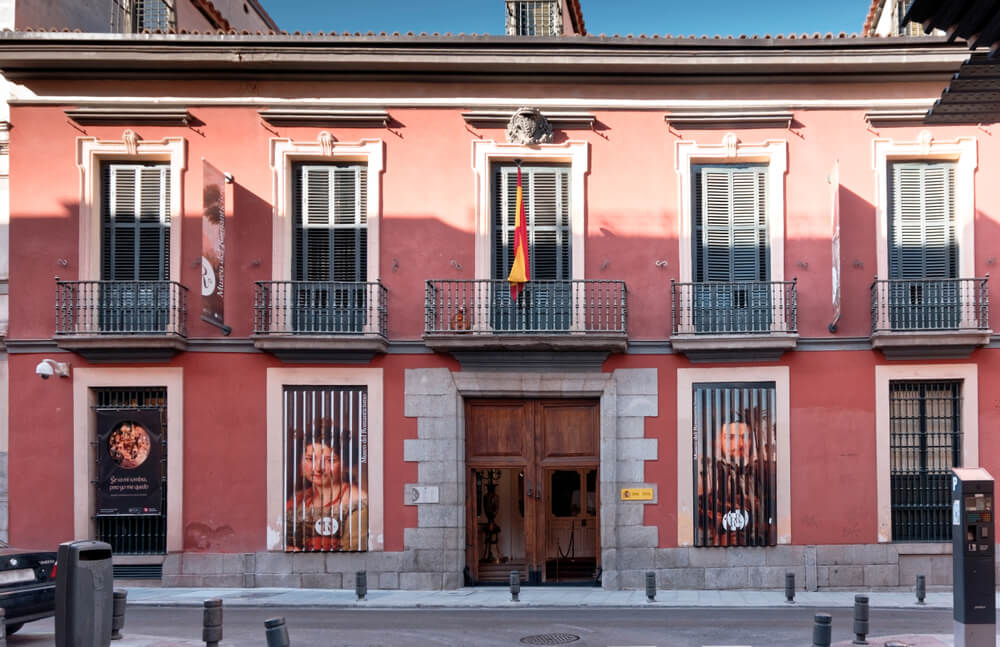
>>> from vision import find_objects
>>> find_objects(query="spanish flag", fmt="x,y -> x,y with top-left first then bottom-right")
507,166 -> 530,301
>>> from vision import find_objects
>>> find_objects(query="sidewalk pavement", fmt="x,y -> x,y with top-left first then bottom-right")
121,585 -> 955,609
42,586 -> 968,647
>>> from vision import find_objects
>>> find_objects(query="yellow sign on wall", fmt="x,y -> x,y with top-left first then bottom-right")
620,488 -> 654,501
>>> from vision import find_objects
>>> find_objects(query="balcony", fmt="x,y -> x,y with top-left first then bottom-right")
54,280 -> 188,360
870,277 -> 991,358
423,279 -> 627,357
252,281 -> 388,361
670,280 -> 798,361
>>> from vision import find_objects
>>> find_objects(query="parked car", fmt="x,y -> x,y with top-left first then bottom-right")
0,542 -> 56,635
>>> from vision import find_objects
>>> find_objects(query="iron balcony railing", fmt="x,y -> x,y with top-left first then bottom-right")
424,279 -> 627,335
55,280 -> 188,336
254,281 -> 388,337
671,280 -> 798,335
871,277 -> 989,333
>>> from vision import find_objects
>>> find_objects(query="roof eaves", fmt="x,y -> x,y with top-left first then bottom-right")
191,0 -> 231,32
863,0 -> 887,36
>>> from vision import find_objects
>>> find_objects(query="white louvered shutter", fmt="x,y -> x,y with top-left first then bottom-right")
293,164 -> 368,282
694,166 -> 768,282
888,162 -> 956,279
101,163 -> 170,281
492,164 -> 571,281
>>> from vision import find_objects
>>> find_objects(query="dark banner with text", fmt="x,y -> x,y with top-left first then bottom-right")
96,409 -> 162,516
201,160 -> 228,332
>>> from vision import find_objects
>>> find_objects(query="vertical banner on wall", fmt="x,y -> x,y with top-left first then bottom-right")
95,409 -> 162,516
829,160 -> 841,333
201,159 -> 231,334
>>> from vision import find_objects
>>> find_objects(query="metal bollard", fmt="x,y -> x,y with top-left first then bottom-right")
0,606 -> 6,647
355,571 -> 367,601
111,589 -> 128,640
853,594 -> 869,645
264,617 -> 290,647
510,570 -> 520,602
915,574 -> 926,604
812,612 -> 832,647
645,571 -> 656,602
785,572 -> 795,603
202,599 -> 223,647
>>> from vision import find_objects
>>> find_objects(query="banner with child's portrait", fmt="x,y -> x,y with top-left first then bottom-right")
96,409 -> 163,517
283,386 -> 369,552
693,382 -> 777,547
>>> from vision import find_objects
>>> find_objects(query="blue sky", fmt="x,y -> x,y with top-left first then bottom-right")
261,1 -> 874,37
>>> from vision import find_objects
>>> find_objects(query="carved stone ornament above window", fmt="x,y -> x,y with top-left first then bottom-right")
506,107 -> 554,145
122,129 -> 140,156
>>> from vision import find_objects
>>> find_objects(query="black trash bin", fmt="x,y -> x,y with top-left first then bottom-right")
54,540 -> 113,647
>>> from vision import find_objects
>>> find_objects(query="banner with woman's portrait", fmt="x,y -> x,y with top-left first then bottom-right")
283,386 -> 369,552
693,382 -> 777,547
95,409 -> 163,516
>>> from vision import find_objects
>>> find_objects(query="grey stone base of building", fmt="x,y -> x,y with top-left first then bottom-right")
619,543 -> 955,591
162,551 -> 462,590
161,543 -> 955,591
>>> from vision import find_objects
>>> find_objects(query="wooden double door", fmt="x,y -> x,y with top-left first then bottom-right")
466,398 -> 600,585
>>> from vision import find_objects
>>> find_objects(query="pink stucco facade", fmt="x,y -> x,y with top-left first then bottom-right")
0,32 -> 994,589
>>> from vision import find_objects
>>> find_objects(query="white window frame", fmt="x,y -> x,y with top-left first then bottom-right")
675,133 -> 787,284
875,363 -> 978,543
265,367 -> 384,551
872,132 -> 977,282
72,367 -> 184,551
472,139 -> 588,281
676,366 -> 791,546
270,136 -> 383,284
76,133 -> 185,283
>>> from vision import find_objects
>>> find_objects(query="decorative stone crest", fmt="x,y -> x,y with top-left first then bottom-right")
122,129 -> 140,156
506,107 -> 553,146
318,131 -> 335,156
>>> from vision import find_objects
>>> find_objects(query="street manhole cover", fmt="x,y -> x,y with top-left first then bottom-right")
520,634 -> 580,645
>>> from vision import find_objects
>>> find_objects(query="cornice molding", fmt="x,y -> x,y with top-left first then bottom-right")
258,108 -> 390,127
65,106 -> 192,125
462,110 -> 595,129
665,110 -> 793,129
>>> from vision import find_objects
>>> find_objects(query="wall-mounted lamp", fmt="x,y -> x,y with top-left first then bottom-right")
654,260 -> 668,268
852,260 -> 864,269
57,259 -> 69,267
988,257 -> 996,266
391,258 -> 399,272
35,358 -> 70,380
600,259 -> 610,270
450,259 -> 463,271
797,260 -> 809,269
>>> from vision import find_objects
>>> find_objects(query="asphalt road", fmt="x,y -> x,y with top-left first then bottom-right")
10,606 -> 955,646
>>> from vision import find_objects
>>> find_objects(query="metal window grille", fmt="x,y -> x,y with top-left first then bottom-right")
513,1 -> 556,35
94,387 -> 167,555
110,0 -> 175,32
284,386 -> 369,552
693,382 -> 777,547
890,380 -> 962,542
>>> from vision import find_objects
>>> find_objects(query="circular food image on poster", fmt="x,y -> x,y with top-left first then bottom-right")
108,422 -> 152,469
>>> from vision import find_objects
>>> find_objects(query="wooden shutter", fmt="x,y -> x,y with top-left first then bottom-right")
888,162 -> 956,279
101,163 -> 170,281
492,164 -> 570,281
293,164 -> 367,282
694,166 -> 768,283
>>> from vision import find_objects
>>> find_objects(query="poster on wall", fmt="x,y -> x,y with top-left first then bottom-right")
283,386 -> 369,552
201,159 -> 230,334
95,409 -> 162,516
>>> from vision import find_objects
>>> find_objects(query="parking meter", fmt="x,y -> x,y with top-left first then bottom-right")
952,468 -> 995,647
